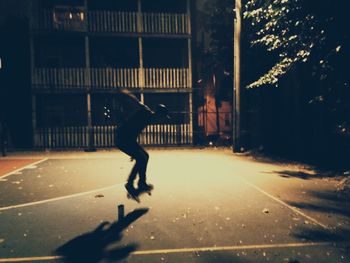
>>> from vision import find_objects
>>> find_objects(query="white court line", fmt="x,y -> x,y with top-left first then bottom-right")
0,159 -> 329,231
0,242 -> 333,262
0,183 -> 123,212
243,180 -> 330,230
2,154 -> 124,160
0,158 -> 48,179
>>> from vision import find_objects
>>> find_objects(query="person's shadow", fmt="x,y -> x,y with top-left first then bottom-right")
55,208 -> 149,263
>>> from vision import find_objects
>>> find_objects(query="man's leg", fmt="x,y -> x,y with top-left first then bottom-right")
117,140 -> 150,184
136,145 -> 149,186
127,162 -> 139,185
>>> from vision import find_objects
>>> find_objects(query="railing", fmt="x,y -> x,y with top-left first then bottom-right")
32,68 -> 88,90
31,10 -> 190,35
34,126 -> 91,148
88,11 -> 137,33
144,68 -> 190,88
90,68 -> 140,89
32,68 -> 191,90
139,124 -> 192,145
142,13 -> 188,34
34,124 -> 192,148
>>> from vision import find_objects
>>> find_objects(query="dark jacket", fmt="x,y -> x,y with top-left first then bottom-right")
115,91 -> 155,143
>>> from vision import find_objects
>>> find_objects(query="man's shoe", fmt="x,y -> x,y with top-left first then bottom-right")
125,183 -> 140,203
137,182 -> 154,192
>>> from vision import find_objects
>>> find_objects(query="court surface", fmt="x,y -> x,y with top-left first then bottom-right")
0,148 -> 349,262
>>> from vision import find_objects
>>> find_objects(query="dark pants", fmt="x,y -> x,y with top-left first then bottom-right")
116,139 -> 149,185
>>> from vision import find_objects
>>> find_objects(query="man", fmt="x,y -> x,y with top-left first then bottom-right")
115,90 -> 170,200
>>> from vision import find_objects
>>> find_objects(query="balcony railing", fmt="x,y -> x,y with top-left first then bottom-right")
144,68 -> 190,88
87,11 -> 137,33
31,10 -> 190,35
32,67 -> 191,91
33,124 -> 192,148
141,13 -> 188,34
90,68 -> 140,89
32,68 -> 88,90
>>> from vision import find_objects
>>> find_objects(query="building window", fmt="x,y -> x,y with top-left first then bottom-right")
53,6 -> 86,31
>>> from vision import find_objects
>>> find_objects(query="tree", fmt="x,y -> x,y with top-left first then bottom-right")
200,0 -> 349,162
244,0 -> 350,165
244,0 -> 349,89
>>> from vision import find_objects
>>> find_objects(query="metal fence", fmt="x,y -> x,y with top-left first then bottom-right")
33,124 -> 192,148
32,68 -> 191,90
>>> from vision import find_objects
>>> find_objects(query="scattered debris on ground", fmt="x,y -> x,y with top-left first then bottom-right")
336,176 -> 350,196
263,208 -> 270,214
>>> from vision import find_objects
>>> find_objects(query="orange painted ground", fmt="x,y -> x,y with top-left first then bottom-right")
0,159 -> 39,177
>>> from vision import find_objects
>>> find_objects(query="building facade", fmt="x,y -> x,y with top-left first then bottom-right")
29,0 -> 194,148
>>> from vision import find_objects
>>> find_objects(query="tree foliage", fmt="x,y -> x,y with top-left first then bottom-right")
245,0 -> 350,160
201,0 -> 349,161
244,0 -> 348,88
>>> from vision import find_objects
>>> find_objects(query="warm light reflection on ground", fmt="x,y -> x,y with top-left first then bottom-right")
0,148 -> 349,262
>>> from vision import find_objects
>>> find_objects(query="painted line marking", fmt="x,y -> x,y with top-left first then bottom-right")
0,242 -> 333,262
0,159 -> 328,230
243,180 -> 330,230
0,159 -> 48,179
132,242 -> 333,255
2,154 -> 123,160
0,256 -> 61,263
0,183 -> 123,212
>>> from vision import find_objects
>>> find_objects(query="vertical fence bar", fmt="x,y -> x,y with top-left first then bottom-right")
150,13 -> 154,33
111,11 -> 115,32
124,69 -> 127,87
108,11 -> 112,32
60,127 -> 63,147
133,11 -> 137,32
116,12 -> 120,31
116,69 -> 120,87
95,11 -> 99,31
99,11 -> 103,31
151,68 -> 155,88
122,12 -> 126,32
92,11 -> 97,32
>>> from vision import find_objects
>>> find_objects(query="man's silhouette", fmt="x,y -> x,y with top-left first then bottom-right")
115,90 -> 169,199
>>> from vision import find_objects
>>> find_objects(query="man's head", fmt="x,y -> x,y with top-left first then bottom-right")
155,104 -> 171,120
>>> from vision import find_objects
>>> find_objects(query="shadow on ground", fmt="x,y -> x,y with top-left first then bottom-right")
263,169 -> 349,180
246,147 -> 350,171
293,226 -> 350,243
55,208 -> 149,263
267,169 -> 350,197
286,191 -> 350,218
275,170 -> 315,180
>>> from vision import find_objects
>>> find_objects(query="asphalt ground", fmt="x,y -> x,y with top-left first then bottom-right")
0,148 -> 349,262
0,159 -> 41,177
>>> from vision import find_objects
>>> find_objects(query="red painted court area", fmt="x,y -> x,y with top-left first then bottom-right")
0,159 -> 39,177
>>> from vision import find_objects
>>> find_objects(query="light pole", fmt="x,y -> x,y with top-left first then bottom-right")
233,0 -> 242,152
